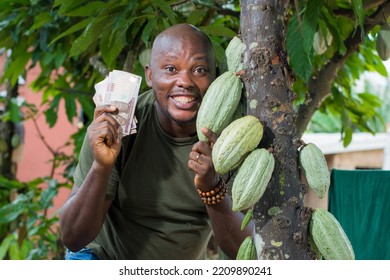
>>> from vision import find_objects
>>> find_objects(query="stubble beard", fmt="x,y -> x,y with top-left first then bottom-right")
164,108 -> 197,127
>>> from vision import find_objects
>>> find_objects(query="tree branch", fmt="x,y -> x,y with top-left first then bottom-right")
333,0 -> 386,17
89,54 -> 109,77
296,1 -> 390,137
123,22 -> 147,73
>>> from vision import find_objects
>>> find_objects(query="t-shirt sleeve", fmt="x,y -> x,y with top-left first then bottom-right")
73,135 -> 120,201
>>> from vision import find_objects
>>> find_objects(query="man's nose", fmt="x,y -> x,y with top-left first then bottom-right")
176,70 -> 194,88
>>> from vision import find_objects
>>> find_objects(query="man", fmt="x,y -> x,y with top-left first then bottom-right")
59,23 -> 254,260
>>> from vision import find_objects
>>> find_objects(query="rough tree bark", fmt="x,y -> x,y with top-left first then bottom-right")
239,0 -> 389,260
240,0 -> 313,260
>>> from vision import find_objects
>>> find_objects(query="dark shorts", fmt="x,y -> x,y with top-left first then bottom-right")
64,248 -> 99,260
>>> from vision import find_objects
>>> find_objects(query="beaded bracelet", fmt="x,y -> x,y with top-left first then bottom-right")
197,177 -> 228,206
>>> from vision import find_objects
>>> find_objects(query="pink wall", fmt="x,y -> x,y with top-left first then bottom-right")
2,55 -> 76,215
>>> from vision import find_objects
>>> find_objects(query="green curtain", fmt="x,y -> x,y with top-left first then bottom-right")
328,169 -> 390,260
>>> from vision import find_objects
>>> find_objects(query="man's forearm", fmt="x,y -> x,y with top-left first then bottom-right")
60,162 -> 113,252
206,194 -> 255,259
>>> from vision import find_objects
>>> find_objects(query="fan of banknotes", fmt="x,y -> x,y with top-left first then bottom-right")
93,70 -> 142,136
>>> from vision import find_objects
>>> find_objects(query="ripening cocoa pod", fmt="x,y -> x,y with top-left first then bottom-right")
212,115 -> 263,174
376,26 -> 390,61
220,36 -> 246,73
196,71 -> 242,142
309,208 -> 355,260
308,230 -> 322,260
313,29 -> 333,55
139,48 -> 151,68
236,236 -> 257,260
232,148 -> 275,212
299,142 -> 330,199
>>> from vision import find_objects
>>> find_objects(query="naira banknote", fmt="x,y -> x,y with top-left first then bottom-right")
93,70 -> 141,135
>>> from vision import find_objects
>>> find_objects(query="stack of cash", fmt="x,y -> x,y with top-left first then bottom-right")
93,70 -> 141,136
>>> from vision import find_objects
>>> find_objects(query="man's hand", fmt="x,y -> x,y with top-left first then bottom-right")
87,105 -> 122,167
188,127 -> 219,191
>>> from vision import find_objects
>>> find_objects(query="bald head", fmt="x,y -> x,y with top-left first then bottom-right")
154,24 -> 212,48
149,24 -> 216,71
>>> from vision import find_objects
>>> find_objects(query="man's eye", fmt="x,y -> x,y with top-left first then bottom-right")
194,67 -> 207,74
165,66 -> 176,72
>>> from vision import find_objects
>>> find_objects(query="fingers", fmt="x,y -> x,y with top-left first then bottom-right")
201,127 -> 217,146
94,104 -> 118,119
89,106 -> 122,146
189,151 -> 203,164
88,120 -> 120,146
188,149 -> 214,177
188,149 -> 219,191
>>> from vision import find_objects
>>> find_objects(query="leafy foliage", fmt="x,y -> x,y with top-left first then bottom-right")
0,176 -> 66,259
0,0 -> 240,260
0,0 -> 388,259
289,0 -> 388,143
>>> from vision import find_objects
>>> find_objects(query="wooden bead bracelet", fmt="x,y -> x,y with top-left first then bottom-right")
197,177 -> 228,206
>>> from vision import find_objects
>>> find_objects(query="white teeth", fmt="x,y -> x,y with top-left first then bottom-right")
173,96 -> 195,104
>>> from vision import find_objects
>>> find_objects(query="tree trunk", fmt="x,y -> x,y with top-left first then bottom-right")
0,82 -> 18,180
240,0 -> 314,260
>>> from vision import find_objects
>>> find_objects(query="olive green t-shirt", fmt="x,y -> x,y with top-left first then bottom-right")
73,90 -> 213,259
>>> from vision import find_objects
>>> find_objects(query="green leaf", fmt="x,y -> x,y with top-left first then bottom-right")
199,25 -> 236,38
9,98 -> 22,122
9,241 -> 21,260
154,0 -> 177,24
211,38 -> 226,66
30,12 -> 52,31
351,0 -> 364,34
302,0 -> 324,55
45,95 -> 61,127
1,51 -> 31,86
188,10 -> 206,26
54,50 -> 68,69
77,95 -> 95,121
64,94 -> 77,123
142,17 -> 157,44
100,16 -> 129,67
54,0 -> 85,15
49,18 -> 92,46
0,176 -> 25,190
343,126 -> 353,147
19,239 -> 32,260
286,15 -> 313,82
39,179 -> 58,209
321,5 -> 347,55
64,1 -> 106,17
0,194 -> 29,224
240,208 -> 253,231
0,234 -> 15,260
69,15 -> 109,57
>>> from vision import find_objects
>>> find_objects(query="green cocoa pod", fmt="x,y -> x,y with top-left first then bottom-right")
308,230 -> 322,260
220,36 -> 246,73
299,142 -> 330,199
232,148 -> 275,212
309,208 -> 355,260
139,48 -> 151,68
196,71 -> 242,142
376,27 -> 390,61
313,29 -> 332,55
212,115 -> 263,174
240,208 -> 253,231
236,236 -> 257,260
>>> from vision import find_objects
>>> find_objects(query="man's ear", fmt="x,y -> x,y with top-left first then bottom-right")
145,65 -> 153,87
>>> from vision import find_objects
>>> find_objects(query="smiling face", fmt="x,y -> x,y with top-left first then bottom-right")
145,24 -> 216,138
